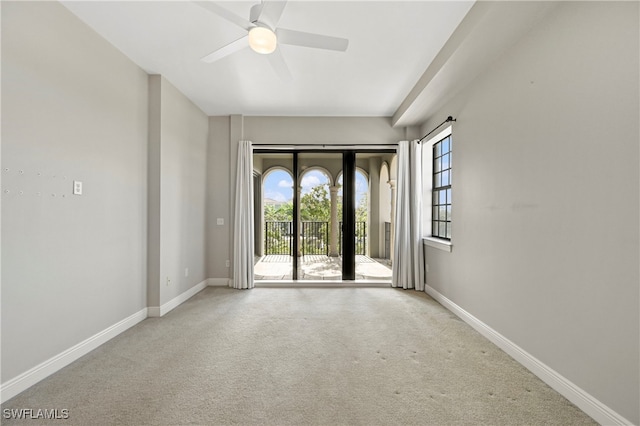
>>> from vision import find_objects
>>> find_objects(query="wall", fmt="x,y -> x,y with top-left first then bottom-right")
206,117 -> 231,281
148,76 -> 209,307
243,116 -> 408,145
421,2 -> 639,423
1,1 -> 148,382
207,116 -> 408,280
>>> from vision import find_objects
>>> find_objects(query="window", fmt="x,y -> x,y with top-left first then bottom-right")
432,135 -> 451,240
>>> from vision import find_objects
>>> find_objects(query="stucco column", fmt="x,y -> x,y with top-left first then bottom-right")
388,179 -> 396,263
329,185 -> 340,257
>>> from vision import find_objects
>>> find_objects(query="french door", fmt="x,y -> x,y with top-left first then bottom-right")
254,148 -> 394,282
296,152 -> 345,280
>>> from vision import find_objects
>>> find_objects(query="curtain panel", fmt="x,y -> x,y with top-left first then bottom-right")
233,140 -> 255,289
392,140 -> 424,290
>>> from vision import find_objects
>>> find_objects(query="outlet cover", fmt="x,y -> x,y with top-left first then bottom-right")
73,181 -> 83,195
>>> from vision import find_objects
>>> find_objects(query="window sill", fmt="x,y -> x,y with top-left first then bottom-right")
423,237 -> 453,252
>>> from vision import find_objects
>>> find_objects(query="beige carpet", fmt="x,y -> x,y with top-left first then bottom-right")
2,287 -> 596,425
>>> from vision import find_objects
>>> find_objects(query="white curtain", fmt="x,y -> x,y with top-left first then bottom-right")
233,140 -> 255,289
392,140 -> 424,290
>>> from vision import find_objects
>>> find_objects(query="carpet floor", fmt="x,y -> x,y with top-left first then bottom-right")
2,287 -> 596,425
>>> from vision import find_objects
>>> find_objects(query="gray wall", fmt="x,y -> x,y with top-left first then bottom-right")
148,76 -> 209,306
244,116 -> 407,145
206,116 -> 232,281
421,2 -> 639,423
1,1 -> 148,381
2,1 -> 209,386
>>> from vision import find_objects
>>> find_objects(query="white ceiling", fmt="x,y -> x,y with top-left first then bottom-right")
61,1 -> 474,118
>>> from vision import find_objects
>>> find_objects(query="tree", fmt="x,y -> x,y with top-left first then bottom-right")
264,202 -> 293,221
356,192 -> 368,223
264,202 -> 293,254
263,181 -> 369,255
300,184 -> 331,222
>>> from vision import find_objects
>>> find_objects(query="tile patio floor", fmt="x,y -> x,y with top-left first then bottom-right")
254,255 -> 392,281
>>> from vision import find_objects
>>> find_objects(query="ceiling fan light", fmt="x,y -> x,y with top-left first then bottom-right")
249,26 -> 277,54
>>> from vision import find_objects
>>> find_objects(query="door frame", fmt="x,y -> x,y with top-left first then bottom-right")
254,147 -> 395,281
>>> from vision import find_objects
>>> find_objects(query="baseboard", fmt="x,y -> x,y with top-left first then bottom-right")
207,278 -> 231,287
423,284 -> 632,426
148,279 -> 208,317
255,280 -> 391,288
0,308 -> 147,404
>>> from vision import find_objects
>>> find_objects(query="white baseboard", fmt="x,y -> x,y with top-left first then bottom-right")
148,279 -> 208,317
207,278 -> 231,287
0,308 -> 147,404
255,280 -> 391,288
423,284 -> 632,426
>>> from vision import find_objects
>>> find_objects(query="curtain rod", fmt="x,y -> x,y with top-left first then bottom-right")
418,116 -> 457,144
251,143 -> 399,149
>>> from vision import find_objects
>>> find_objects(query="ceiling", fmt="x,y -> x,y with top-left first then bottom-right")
61,1 -> 474,119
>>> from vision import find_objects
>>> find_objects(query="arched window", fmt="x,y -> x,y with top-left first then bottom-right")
263,168 -> 293,221
262,168 -> 294,255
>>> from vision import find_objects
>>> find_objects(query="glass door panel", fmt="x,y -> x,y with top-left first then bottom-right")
353,152 -> 393,282
253,152 -> 294,281
297,152 -> 343,281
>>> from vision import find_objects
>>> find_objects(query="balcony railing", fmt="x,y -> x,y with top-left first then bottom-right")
264,221 -> 293,255
339,221 -> 367,256
265,221 -> 366,256
301,221 -> 329,255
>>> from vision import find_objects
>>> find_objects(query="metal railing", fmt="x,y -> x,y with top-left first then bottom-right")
265,221 -> 293,255
339,221 -> 367,255
301,221 -> 329,255
384,222 -> 391,259
265,221 -> 367,256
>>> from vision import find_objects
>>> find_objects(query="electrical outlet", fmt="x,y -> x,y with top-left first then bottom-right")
217,218 -> 224,225
225,260 -> 230,267
73,181 -> 83,195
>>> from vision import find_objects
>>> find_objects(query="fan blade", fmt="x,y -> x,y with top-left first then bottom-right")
258,1 -> 287,29
195,1 -> 253,30
201,35 -> 249,63
276,28 -> 348,52
267,48 -> 292,82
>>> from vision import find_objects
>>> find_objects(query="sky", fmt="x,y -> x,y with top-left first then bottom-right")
264,169 -> 368,204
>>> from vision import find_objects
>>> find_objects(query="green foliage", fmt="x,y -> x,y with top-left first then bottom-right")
263,181 -> 369,255
264,202 -> 293,254
264,201 -> 293,221
300,184 -> 331,222
356,192 -> 368,223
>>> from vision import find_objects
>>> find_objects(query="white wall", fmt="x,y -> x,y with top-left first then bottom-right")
148,76 -> 209,307
421,2 -> 639,423
1,1 -> 148,382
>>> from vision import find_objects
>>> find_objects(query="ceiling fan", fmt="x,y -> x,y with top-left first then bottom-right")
196,1 -> 349,80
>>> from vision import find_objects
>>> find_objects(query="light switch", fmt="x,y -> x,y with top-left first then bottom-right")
73,181 -> 83,195
217,218 -> 224,225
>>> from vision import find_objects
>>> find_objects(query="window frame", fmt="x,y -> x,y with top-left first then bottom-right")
421,125 -> 453,251
431,135 -> 452,241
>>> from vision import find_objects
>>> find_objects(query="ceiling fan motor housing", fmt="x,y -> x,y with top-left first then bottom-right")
249,3 -> 263,24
